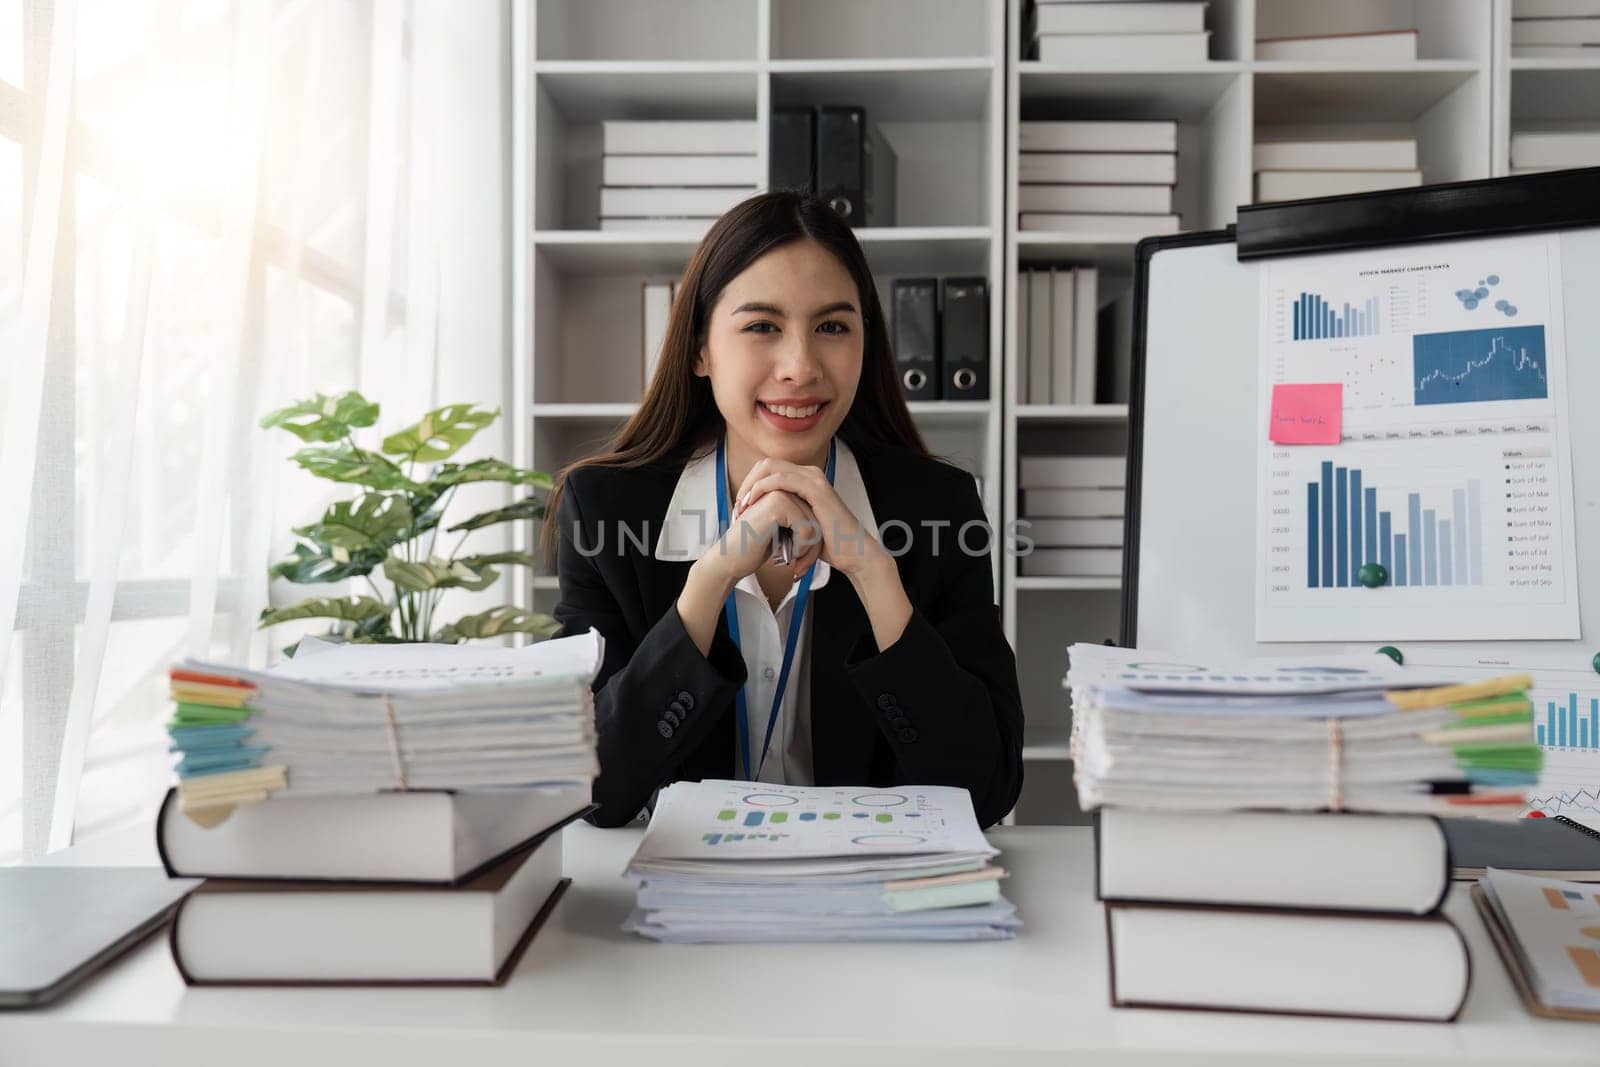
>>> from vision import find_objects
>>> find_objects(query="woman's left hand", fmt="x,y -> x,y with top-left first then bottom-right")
731,457 -> 889,582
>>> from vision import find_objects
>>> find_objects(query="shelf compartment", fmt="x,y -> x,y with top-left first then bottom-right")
1016,576 -> 1121,591
1252,0 -> 1491,64
1253,68 -> 1481,125
1014,404 -> 1130,422
772,0 -> 998,61
534,0 -> 758,61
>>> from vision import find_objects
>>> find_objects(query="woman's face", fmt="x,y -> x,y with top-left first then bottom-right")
695,239 -> 864,467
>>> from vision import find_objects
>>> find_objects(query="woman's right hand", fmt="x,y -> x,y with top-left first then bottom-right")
677,489 -> 820,657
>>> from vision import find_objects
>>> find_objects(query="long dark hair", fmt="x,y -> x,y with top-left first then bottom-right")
542,191 -> 928,555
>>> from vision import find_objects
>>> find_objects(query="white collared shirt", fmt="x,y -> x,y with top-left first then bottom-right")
654,438 -> 878,785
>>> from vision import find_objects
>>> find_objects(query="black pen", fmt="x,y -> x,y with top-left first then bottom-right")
774,527 -> 794,566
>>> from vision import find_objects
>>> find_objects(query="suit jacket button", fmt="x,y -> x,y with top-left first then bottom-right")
876,693 -> 898,710
676,690 -> 695,711
668,700 -> 687,719
657,720 -> 675,739
898,728 -> 919,743
664,709 -> 682,728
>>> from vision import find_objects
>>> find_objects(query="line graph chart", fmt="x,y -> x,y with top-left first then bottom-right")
1413,325 -> 1548,405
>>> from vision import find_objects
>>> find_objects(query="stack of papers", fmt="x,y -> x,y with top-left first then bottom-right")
166,629 -> 605,822
1066,644 -> 1541,817
622,781 -> 1019,943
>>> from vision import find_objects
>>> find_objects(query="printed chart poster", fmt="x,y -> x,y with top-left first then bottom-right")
1256,233 -> 1580,642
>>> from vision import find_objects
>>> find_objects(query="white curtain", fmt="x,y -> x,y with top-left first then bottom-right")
0,0 -> 512,861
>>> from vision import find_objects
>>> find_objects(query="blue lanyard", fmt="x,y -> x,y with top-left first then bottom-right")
714,435 -> 836,781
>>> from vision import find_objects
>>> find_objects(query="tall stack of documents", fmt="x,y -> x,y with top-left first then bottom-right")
1018,454 -> 1126,576
167,629 -> 605,822
1018,121 -> 1180,237
1030,2 -> 1212,64
598,121 -> 759,231
157,631 -> 604,986
622,781 -> 1018,943
1252,137 -> 1422,203
1065,643 -> 1539,1020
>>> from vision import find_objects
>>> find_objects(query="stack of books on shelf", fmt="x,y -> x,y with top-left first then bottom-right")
622,781 -> 1018,943
158,630 -> 604,985
1066,643 -> 1541,1020
1020,266 -> 1098,404
1255,27 -> 1418,61
1511,0 -> 1600,57
1253,136 -> 1422,202
1019,454 -> 1125,578
1029,1 -> 1211,65
599,120 -> 759,231
1018,121 -> 1180,237
1510,129 -> 1600,175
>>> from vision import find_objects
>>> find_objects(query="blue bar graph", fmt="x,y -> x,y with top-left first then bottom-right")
1293,291 -> 1380,341
1539,694 -> 1600,750
1303,467 -> 1484,589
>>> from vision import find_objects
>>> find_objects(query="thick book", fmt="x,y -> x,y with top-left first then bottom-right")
1510,129 -> 1600,169
1019,213 -> 1181,237
1037,31 -> 1210,64
1255,29 -> 1418,62
1021,487 -> 1125,518
156,785 -> 591,884
1019,151 -> 1176,185
891,277 -> 940,401
1252,138 -> 1418,172
1020,547 -> 1122,577
600,154 -> 760,187
1017,183 -> 1173,214
1034,2 -> 1207,35
1072,267 -> 1098,403
642,281 -> 674,389
599,120 -> 758,155
1443,814 -> 1600,879
1021,517 -> 1125,548
769,106 -> 815,194
169,825 -> 571,985
1049,268 -> 1076,404
1096,809 -> 1449,912
1027,270 -> 1056,405
1107,903 -> 1470,1021
598,186 -> 756,218
939,277 -> 989,400
1018,120 -> 1177,154
1255,169 -> 1421,202
1020,454 -> 1126,488
1513,17 -> 1600,44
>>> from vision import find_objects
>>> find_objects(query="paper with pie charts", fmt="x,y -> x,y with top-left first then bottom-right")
629,780 -> 997,868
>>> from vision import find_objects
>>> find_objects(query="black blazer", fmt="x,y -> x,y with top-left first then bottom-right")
553,443 -> 1024,829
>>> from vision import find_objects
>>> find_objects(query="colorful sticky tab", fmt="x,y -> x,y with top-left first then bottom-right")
1269,383 -> 1342,445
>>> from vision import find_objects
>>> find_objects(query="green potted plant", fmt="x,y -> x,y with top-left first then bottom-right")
258,391 -> 558,651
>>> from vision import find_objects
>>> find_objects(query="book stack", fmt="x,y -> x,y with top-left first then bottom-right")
158,630 -> 606,985
1066,643 -> 1542,1019
621,780 -> 1019,943
1510,129 -> 1600,175
1253,136 -> 1422,202
1018,121 -> 1180,237
1019,454 -> 1125,577
1511,0 -> 1600,58
1030,2 -> 1212,65
1020,266 -> 1098,404
598,120 -> 759,231
1255,28 -> 1418,61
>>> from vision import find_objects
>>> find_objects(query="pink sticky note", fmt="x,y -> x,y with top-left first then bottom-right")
1269,383 -> 1342,445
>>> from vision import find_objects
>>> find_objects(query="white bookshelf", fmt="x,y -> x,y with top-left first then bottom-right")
515,0 -> 1537,826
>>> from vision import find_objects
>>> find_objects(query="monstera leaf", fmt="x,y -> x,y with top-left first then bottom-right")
428,458 -> 551,490
291,443 -> 417,491
383,554 -> 498,594
269,541 -> 385,583
259,391 -> 380,443
381,404 -> 499,463
258,595 -> 389,627
446,496 -> 544,533
293,493 -> 414,553
434,606 -> 561,644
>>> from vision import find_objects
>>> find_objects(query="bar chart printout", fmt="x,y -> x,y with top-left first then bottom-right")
1293,291 -> 1380,341
1538,694 -> 1600,752
1304,461 -> 1481,589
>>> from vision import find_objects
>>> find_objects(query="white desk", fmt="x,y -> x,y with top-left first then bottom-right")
4,825 -> 1595,1066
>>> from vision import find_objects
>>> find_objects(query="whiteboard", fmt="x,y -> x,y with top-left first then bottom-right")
1126,224 -> 1600,673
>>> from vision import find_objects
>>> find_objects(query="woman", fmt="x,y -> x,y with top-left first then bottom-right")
549,191 -> 1023,829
